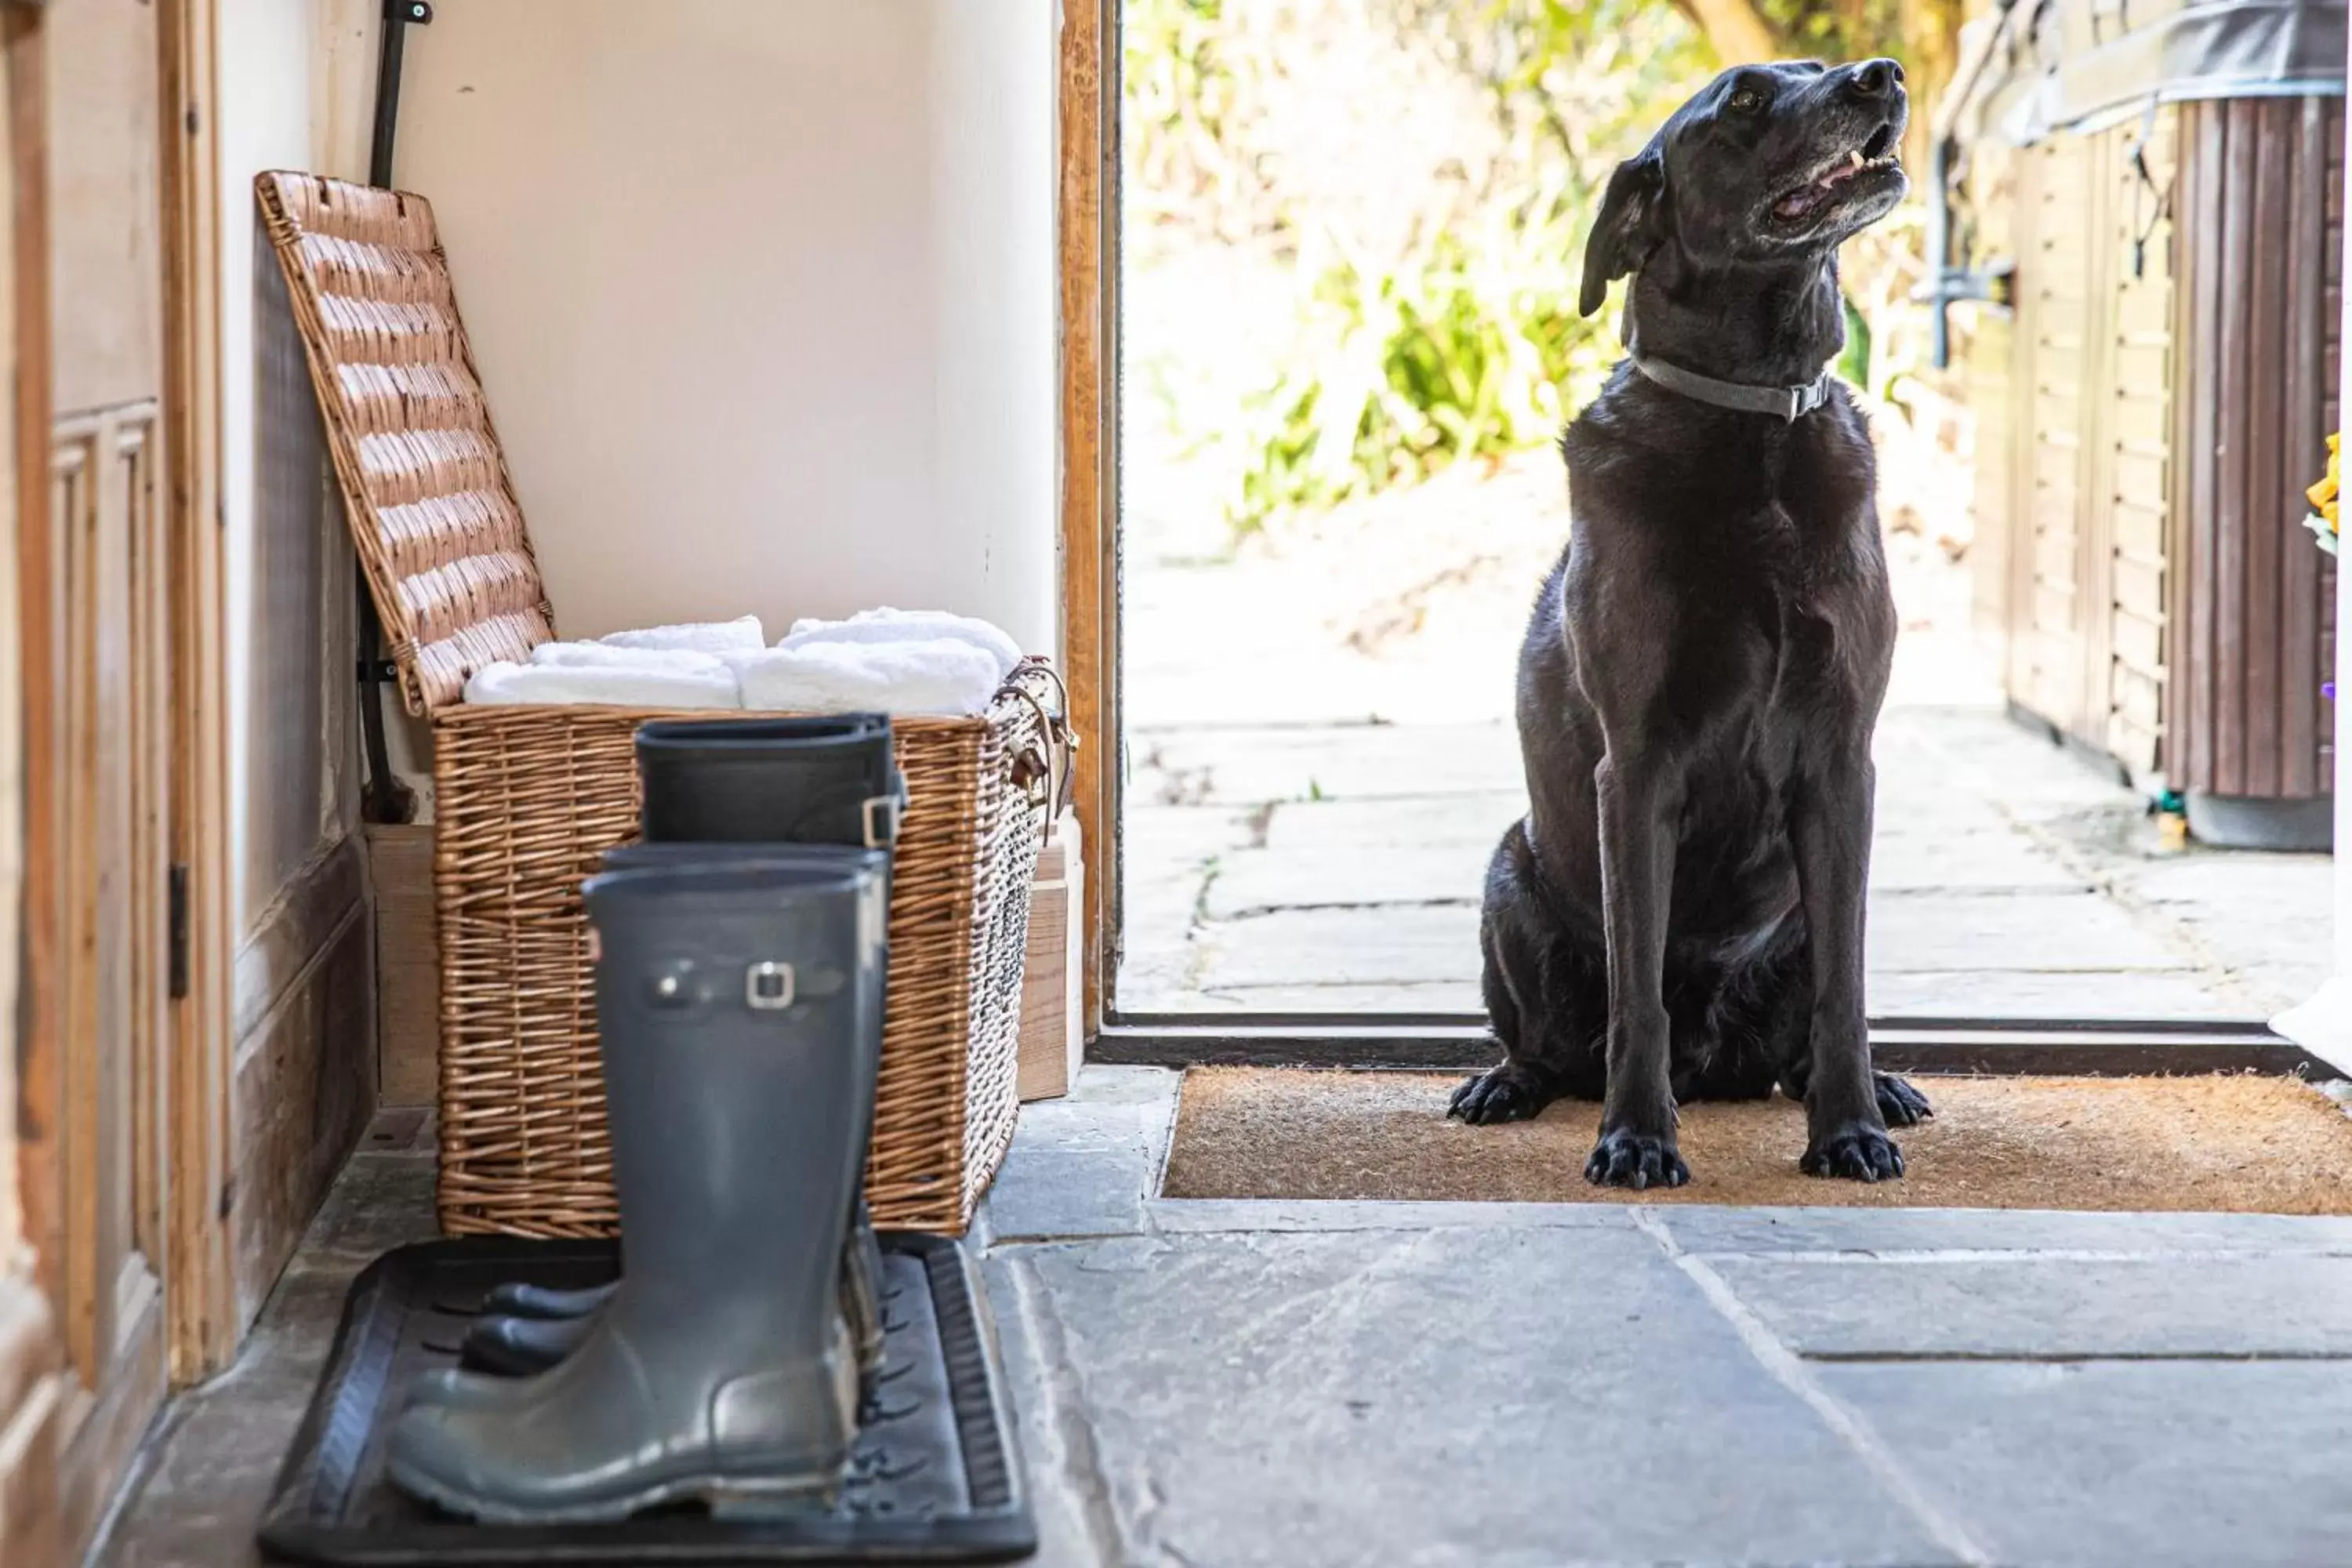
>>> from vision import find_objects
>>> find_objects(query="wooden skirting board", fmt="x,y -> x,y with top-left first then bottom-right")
229,833 -> 377,1326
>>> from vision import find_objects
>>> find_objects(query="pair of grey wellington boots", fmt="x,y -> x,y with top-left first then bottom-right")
448,836 -> 895,1397
387,854 -> 889,1520
442,717 -> 906,1400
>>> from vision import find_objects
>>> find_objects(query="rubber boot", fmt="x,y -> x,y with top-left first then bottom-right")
409,840 -> 893,1413
420,718 -> 903,1403
633,714 -> 905,849
457,1225 -> 885,1381
387,859 -> 886,1521
633,717 -> 902,1400
481,1280 -> 613,1319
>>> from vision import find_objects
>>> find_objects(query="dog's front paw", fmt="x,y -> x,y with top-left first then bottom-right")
1448,1066 -> 1553,1125
1875,1072 -> 1933,1128
1584,1127 -> 1688,1190
1802,1123 -> 1904,1182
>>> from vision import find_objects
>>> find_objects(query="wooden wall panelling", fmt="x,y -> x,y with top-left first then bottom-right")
1965,141 -> 2018,659
2321,102 -> 2340,790
2005,140 -> 2043,707
227,834 -> 374,1323
2024,135 -> 2096,734
2169,98 -> 2342,801
2172,101 -> 2224,791
2073,125 -> 2120,757
2103,108 -> 2176,780
2215,102 -> 2257,793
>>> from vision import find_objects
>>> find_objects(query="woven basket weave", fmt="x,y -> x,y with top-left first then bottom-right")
257,169 -> 1047,1236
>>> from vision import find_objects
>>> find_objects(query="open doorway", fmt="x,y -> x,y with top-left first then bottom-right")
1103,0 -> 2338,1037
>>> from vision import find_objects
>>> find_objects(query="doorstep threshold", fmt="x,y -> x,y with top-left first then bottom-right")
1094,1014 -> 2321,1076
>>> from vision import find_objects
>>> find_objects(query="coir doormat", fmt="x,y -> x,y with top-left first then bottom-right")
1160,1069 -> 2352,1213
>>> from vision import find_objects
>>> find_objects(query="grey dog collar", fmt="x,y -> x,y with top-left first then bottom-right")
1630,352 -> 1831,423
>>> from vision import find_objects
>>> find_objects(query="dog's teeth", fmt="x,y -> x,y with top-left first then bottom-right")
1848,148 -> 1864,169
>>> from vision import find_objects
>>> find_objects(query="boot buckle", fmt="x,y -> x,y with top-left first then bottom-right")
745,961 -> 797,1011
862,793 -> 904,849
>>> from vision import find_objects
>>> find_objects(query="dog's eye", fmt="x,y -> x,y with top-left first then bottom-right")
1728,86 -> 1766,114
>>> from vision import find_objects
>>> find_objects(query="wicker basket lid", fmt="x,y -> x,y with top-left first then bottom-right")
256,170 -> 556,716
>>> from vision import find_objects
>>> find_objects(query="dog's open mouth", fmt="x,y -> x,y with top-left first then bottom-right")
1770,122 -> 1901,225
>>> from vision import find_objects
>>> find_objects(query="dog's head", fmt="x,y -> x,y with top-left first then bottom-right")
1577,59 -> 1909,318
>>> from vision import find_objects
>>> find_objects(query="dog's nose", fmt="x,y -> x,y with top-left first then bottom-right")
1849,58 -> 1904,99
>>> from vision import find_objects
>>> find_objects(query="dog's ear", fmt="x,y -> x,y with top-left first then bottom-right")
1577,149 -> 1666,318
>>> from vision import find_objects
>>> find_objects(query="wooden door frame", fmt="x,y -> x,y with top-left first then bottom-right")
11,0 -> 63,1334
1058,6 -> 2316,1069
156,0 -> 233,1381
9,0 -> 234,1391
1059,0 -> 1117,1042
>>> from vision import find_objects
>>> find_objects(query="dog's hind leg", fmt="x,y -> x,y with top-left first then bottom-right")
1450,824 -> 1600,1125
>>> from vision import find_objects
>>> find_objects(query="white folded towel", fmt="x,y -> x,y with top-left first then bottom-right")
730,637 -> 1002,717
531,641 -> 729,675
780,608 -> 1022,681
599,615 -> 766,655
463,659 -> 742,709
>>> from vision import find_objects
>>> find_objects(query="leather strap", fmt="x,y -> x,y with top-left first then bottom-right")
1631,351 -> 1831,423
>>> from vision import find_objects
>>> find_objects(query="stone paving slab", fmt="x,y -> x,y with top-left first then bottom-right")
1816,1359 -> 2352,1568
1867,826 -> 2092,893
982,1069 -> 1178,1243
1861,967 -> 2237,1018
1132,722 -> 1523,805
1145,1197 -> 1640,1234
1707,1253 -> 2352,1358
1203,842 -> 1490,917
1864,888 -> 2200,974
1653,1203 -> 2352,1257
2110,851 -> 2337,1013
1193,902 -> 1483,989
1182,979 -> 1486,1011
1261,790 -> 1527,851
996,1227 -> 1958,1568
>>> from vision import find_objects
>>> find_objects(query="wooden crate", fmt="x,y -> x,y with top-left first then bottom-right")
365,824 -> 440,1108
1018,809 -> 1083,1102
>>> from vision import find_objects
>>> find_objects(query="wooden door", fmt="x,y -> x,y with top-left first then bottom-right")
36,0 -> 175,1536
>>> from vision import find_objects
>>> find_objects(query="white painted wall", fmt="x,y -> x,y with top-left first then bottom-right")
386,0 -> 1059,655
217,0 -> 365,932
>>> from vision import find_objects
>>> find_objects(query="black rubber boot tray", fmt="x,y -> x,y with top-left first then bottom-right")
256,1233 -> 1036,1564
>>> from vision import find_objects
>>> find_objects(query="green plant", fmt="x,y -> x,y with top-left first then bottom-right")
1130,0 -> 1936,539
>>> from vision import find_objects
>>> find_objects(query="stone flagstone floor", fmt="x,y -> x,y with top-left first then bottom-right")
93,1079 -> 2352,1568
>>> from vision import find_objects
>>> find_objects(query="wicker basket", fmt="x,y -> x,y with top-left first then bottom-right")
257,169 -> 1053,1236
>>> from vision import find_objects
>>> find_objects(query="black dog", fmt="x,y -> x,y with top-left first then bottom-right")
1449,59 -> 1930,1187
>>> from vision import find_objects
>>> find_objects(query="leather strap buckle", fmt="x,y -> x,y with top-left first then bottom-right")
862,792 -> 905,850
745,961 -> 796,1012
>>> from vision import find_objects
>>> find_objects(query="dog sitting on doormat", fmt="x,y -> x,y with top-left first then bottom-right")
1449,58 -> 1933,1187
